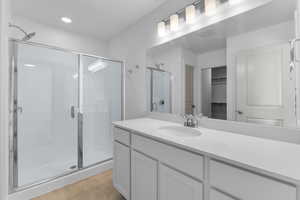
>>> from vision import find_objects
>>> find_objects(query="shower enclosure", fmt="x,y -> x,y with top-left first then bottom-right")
9,40 -> 124,191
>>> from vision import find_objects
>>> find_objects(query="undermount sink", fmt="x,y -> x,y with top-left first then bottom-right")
156,126 -> 202,137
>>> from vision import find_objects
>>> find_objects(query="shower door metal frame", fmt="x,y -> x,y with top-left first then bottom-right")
9,39 -> 19,191
8,39 -> 125,193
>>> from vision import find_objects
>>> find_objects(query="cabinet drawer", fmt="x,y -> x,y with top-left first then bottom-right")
114,127 -> 130,145
209,160 -> 296,200
132,134 -> 204,180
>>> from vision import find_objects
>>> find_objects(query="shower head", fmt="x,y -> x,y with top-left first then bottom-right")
22,32 -> 36,41
9,23 -> 36,41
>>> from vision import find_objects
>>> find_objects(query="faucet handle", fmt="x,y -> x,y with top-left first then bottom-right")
180,114 -> 189,119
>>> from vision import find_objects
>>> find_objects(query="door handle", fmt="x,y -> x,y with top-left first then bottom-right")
236,110 -> 243,115
70,106 -> 76,119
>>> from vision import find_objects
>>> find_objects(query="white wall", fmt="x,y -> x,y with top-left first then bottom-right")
0,0 -> 11,199
11,16 -> 108,57
197,49 -> 226,68
226,21 -> 295,120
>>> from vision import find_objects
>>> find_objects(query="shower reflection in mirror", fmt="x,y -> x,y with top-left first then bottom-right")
146,65 -> 172,113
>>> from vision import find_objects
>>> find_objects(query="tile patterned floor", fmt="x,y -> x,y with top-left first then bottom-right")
32,170 -> 125,200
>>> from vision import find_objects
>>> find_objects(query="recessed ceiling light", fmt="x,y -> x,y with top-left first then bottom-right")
61,17 -> 72,24
24,64 -> 36,67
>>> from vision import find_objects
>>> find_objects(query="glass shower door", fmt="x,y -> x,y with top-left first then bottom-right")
14,43 -> 78,187
81,56 -> 122,167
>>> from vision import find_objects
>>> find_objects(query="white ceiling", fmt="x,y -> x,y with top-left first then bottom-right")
12,0 -> 168,40
150,0 -> 296,54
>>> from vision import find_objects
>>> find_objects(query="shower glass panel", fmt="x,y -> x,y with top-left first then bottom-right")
15,43 -> 78,187
81,56 -> 122,167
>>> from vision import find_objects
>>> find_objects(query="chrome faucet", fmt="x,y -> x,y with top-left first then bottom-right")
182,114 -> 199,128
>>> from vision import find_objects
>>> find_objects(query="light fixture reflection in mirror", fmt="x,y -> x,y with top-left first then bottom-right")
186,5 -> 196,24
205,0 -> 217,16
170,14 -> 179,32
158,21 -> 167,37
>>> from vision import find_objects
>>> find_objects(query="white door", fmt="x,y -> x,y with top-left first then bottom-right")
131,151 -> 157,200
236,43 -> 296,127
159,164 -> 203,200
113,142 -> 130,199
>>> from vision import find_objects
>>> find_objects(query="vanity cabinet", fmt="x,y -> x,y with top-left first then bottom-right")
159,164 -> 203,200
113,127 -> 297,200
131,150 -> 157,200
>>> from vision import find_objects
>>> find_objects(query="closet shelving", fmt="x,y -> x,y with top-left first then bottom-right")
211,66 -> 227,120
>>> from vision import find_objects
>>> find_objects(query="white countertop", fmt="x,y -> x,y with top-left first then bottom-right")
113,118 -> 300,184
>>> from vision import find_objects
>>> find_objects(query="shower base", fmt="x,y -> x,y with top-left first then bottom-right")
18,150 -> 112,187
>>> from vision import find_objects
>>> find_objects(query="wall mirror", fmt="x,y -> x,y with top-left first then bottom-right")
146,0 -> 299,128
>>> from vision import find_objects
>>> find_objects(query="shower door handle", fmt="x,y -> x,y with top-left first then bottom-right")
70,106 -> 76,119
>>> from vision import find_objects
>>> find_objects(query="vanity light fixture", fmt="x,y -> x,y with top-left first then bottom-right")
205,0 -> 217,16
61,17 -> 72,24
157,21 -> 166,37
157,0 -> 231,37
186,5 -> 196,24
170,14 -> 179,31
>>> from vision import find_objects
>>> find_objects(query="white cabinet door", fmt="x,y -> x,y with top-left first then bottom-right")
113,142 -> 130,199
131,151 -> 157,200
159,164 -> 203,200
